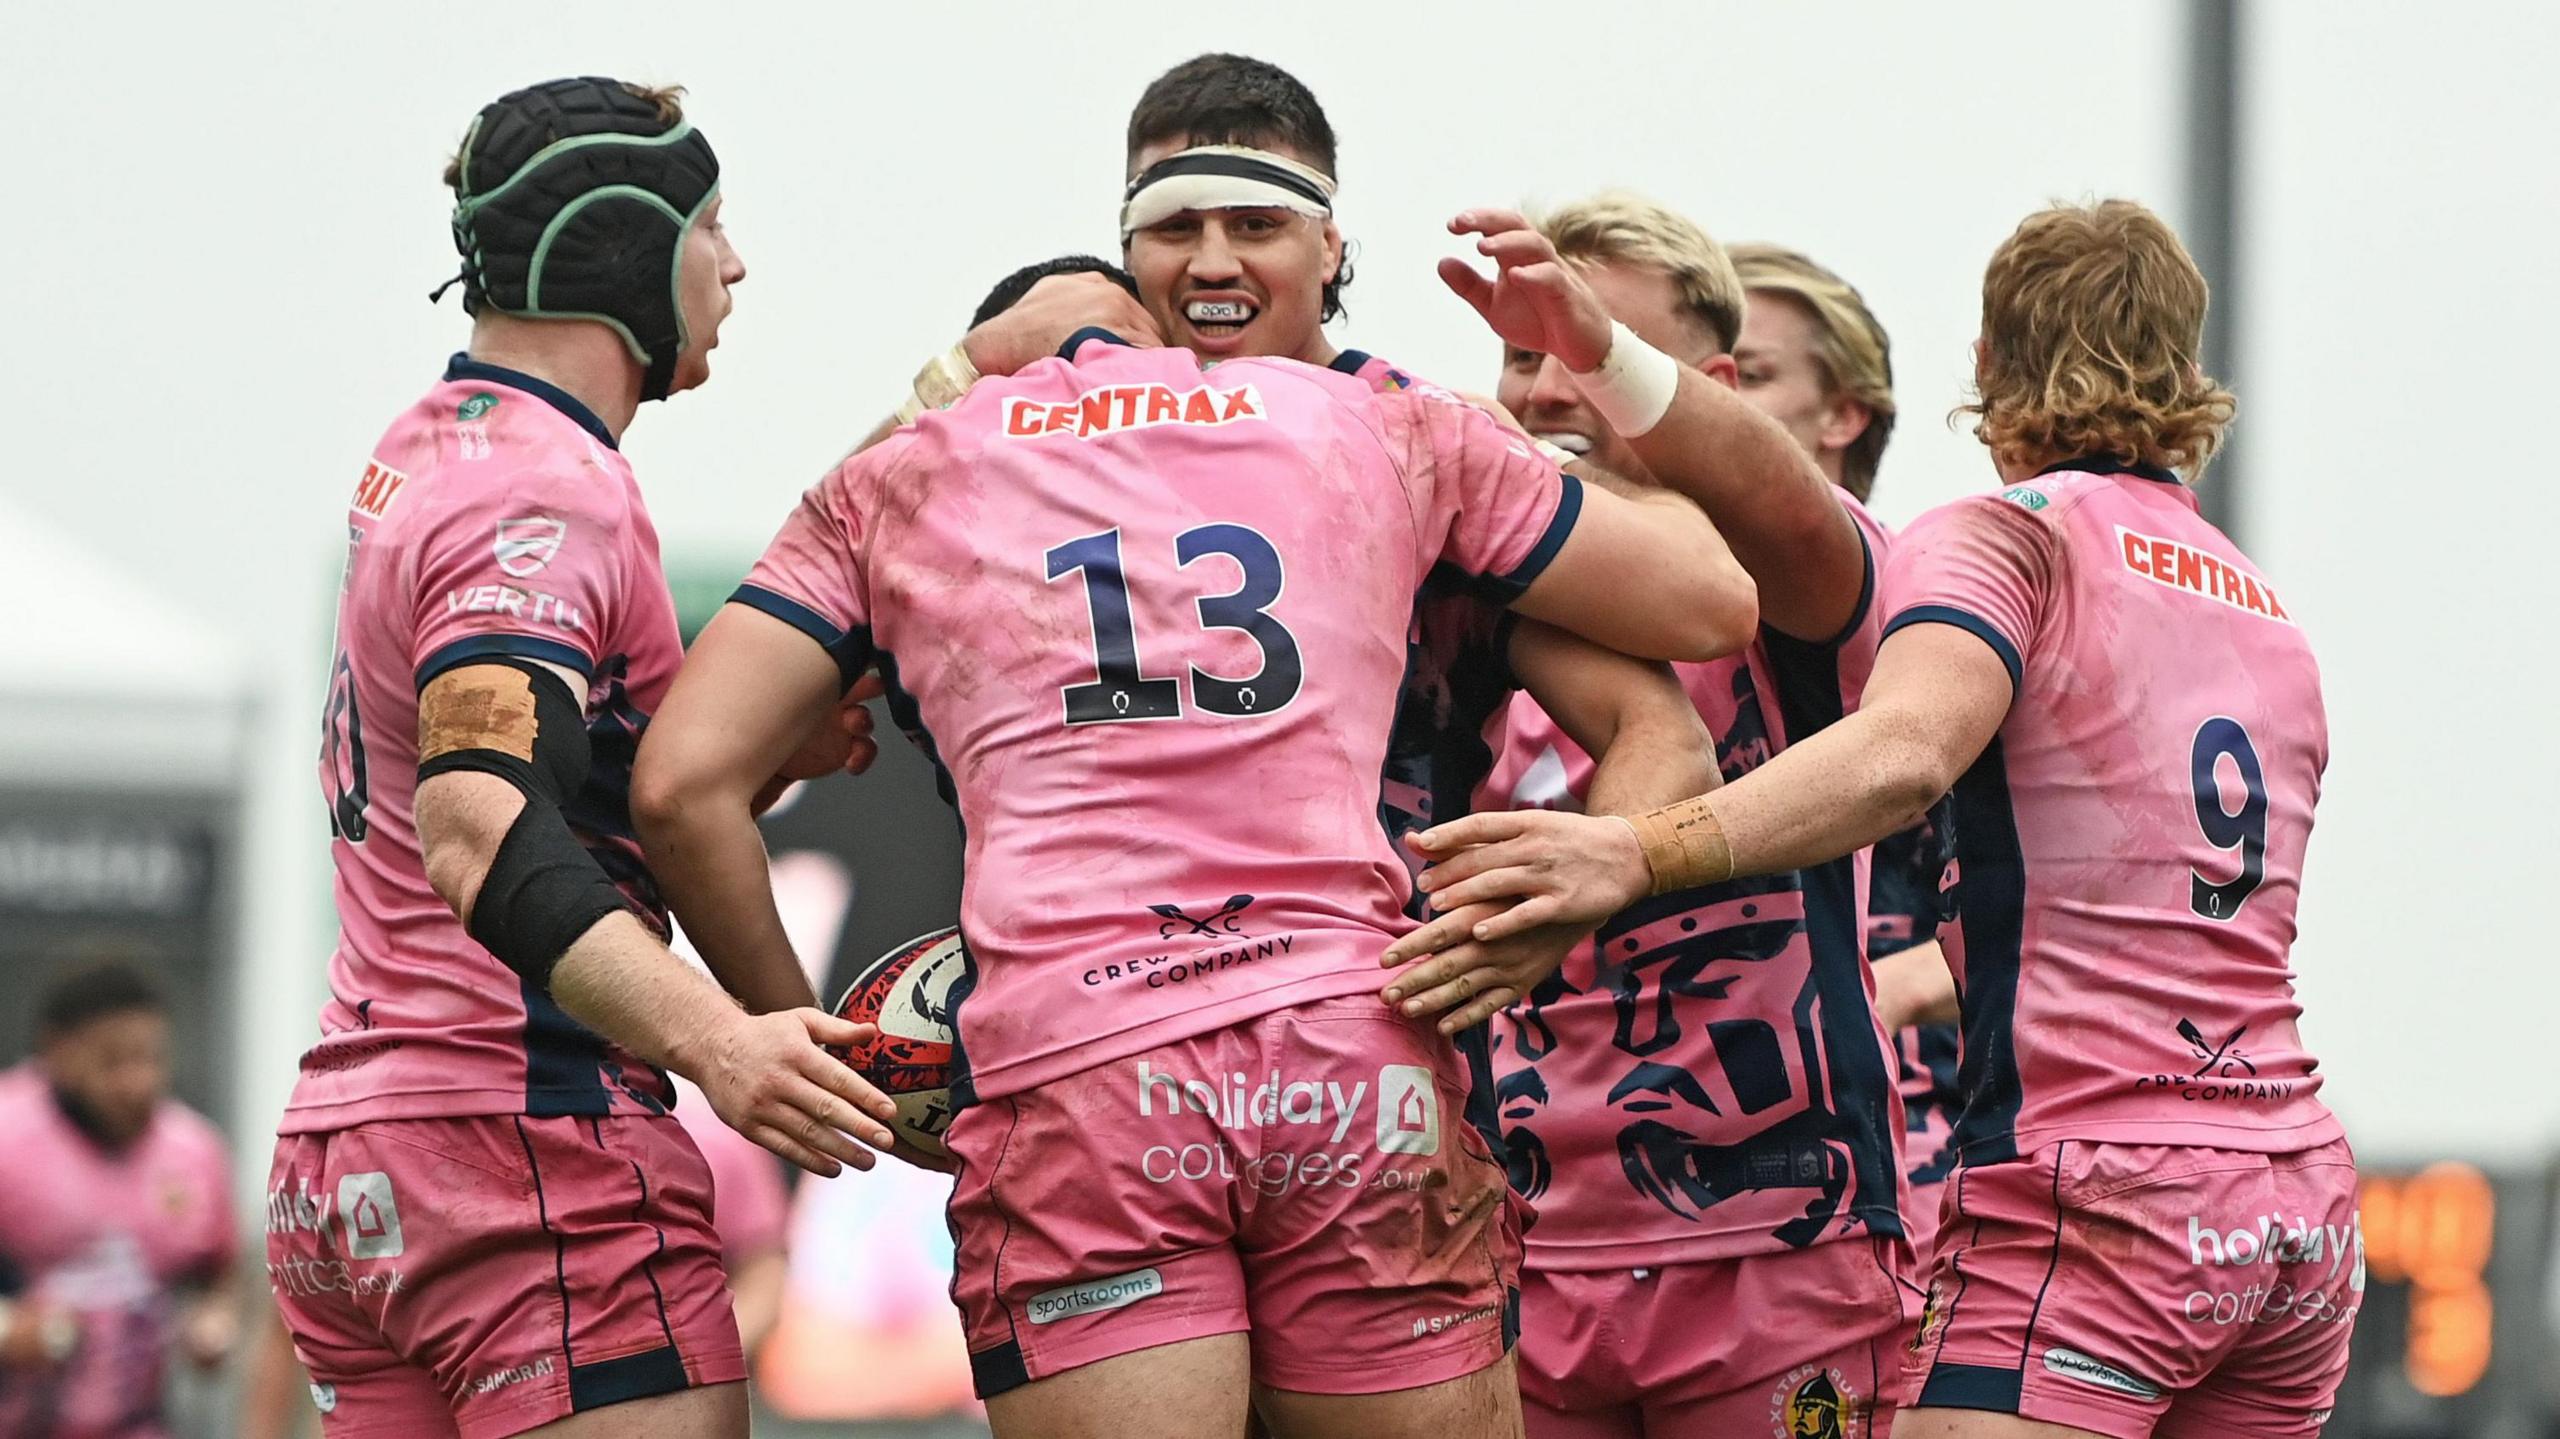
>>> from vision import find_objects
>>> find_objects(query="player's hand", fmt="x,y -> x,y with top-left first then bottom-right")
1439,209 -> 1615,374
962,272 -> 1164,376
1381,901 -> 1591,1033
693,1008 -> 903,1178
753,674 -> 887,814
1401,809 -> 1649,941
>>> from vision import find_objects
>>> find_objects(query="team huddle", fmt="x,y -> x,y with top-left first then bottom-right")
265,54 -> 2358,1439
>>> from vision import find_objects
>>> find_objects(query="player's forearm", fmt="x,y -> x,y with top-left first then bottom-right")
1665,706 -> 1951,886
633,780 -> 818,1014
1873,942 -> 1960,1031
1585,722 -> 1719,818
1627,367 -> 1867,642
548,911 -> 748,1078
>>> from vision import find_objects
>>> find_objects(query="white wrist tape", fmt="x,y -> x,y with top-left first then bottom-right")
1570,321 -> 1681,438
894,342 -> 981,425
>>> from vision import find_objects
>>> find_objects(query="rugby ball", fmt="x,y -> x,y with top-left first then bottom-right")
829,925 -> 965,1163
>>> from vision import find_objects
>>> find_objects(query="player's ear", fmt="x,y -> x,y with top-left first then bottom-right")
1321,219 -> 1344,284
1695,353 -> 1740,392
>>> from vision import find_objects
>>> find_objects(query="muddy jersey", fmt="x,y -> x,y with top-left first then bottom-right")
1480,496 -> 1906,1267
738,333 -> 1580,1102
283,356 -> 681,1131
1881,457 -> 2340,1162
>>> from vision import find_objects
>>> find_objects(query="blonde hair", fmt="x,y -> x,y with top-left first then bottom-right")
1963,199 -> 2235,476
1536,191 -> 1746,356
1730,243 -> 1896,501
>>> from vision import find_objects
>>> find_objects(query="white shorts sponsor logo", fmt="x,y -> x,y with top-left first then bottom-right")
2177,1208 -> 2364,1327
337,1172 -> 406,1260
1377,1064 -> 1440,1155
266,1255 -> 409,1300
472,1357 -> 556,1395
1026,1268 -> 1165,1325
1132,1060 -> 1446,1194
2042,1347 -> 2162,1400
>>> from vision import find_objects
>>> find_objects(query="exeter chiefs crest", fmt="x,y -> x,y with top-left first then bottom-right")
1771,1365 -> 1858,1438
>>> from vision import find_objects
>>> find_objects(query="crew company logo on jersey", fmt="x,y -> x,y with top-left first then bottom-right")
2116,526 -> 2292,624
349,459 -> 410,519
2134,1017 -> 2295,1104
999,381 -> 1264,441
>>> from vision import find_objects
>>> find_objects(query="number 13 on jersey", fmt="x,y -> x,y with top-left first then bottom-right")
1044,524 -> 1303,725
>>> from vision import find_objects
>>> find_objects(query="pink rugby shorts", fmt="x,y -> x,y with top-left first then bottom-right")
945,996 -> 1523,1397
1906,1137 -> 2360,1438
266,1113 -> 746,1438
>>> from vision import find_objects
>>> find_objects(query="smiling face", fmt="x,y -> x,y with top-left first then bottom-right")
1123,136 -> 1342,363
1495,260 -> 1733,482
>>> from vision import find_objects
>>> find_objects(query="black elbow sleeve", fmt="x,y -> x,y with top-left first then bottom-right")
419,658 -> 630,990
466,800 -> 631,991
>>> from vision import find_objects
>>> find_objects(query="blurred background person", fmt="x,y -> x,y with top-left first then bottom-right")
0,960 -> 237,1439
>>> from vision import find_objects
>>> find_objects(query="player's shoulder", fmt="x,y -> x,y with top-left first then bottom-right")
393,359 -> 636,516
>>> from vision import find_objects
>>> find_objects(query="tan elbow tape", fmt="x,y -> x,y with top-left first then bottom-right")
1625,797 -> 1734,895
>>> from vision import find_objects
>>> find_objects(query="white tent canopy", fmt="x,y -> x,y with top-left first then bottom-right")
0,495 -> 252,791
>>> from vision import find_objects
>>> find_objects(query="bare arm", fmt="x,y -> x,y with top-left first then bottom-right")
1873,941 -> 1961,1031
1391,622 -> 2013,948
632,605 -> 851,1016
1381,623 -> 1720,1030
417,662 -> 897,1175
1507,483 -> 1758,663
1509,622 -> 1719,817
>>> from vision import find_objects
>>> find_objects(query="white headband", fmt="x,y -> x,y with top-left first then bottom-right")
1119,144 -> 1337,239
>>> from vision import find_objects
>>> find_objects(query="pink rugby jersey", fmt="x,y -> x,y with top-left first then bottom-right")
1479,496 -> 1905,1267
1882,458 -> 2340,1162
0,1066 -> 234,1439
283,356 -> 684,1131
738,331 -> 1580,1102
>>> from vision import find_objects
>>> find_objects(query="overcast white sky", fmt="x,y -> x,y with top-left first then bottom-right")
6,0 -> 2554,1162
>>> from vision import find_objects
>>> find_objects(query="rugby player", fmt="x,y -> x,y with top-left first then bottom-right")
627,245 -> 1768,1439
0,961 -> 236,1439
267,78 -> 905,1439
1115,56 -> 1733,1030
1396,200 -> 2358,1439
1394,196 -> 1915,1438
1728,241 -> 1966,1262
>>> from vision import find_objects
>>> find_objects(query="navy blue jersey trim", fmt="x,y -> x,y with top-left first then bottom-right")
1796,517 -> 1878,650
1056,326 -> 1133,360
1490,472 -> 1584,597
728,585 -> 877,694
1918,1362 -> 2025,1412
1883,605 -> 2023,692
1763,623 -> 1906,1241
447,353 -> 618,450
519,975 -> 616,1118
1946,737 -> 2028,1164
1328,349 -> 1375,377
416,634 -> 596,692
2038,453 -> 2180,486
